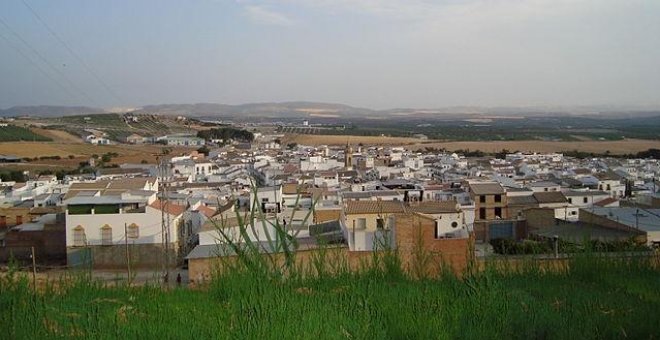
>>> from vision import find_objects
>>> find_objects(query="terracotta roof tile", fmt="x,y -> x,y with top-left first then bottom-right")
149,199 -> 186,216
344,200 -> 406,215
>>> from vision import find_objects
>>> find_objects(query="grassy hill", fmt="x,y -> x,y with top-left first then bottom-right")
1,254 -> 659,339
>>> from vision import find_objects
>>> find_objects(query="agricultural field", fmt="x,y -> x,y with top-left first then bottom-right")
283,133 -> 660,155
282,134 -> 424,146
29,128 -> 83,143
1,254 -> 659,338
0,125 -> 51,142
37,113 -> 198,142
412,138 -> 660,155
0,142 -> 188,165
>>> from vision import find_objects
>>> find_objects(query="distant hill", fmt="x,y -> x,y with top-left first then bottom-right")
0,105 -> 104,117
2,103 -> 658,120
132,102 -> 374,118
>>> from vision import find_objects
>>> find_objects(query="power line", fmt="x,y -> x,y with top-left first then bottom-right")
0,26 -> 80,102
20,0 -> 124,104
0,15 -> 98,106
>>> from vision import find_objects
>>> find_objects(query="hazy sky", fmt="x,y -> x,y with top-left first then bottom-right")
1,0 -> 659,109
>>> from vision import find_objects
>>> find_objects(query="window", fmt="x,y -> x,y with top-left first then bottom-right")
495,207 -> 502,218
73,225 -> 86,247
95,204 -> 120,214
451,221 -> 458,228
583,197 -> 588,204
376,218 -> 384,229
0,216 -> 6,228
544,188 -> 548,192
494,195 -> 502,203
356,218 -> 367,229
571,211 -> 577,215
607,184 -> 611,191
479,208 -> 486,220
15,215 -> 22,225
568,198 -> 572,204
479,195 -> 486,203
101,224 -> 113,246
127,223 -> 139,239
434,221 -> 440,239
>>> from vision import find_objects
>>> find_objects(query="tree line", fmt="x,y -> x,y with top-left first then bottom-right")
196,127 -> 254,144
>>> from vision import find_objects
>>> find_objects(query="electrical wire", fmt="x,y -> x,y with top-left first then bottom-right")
0,25 -> 80,102
0,15 -> 99,106
20,0 -> 124,104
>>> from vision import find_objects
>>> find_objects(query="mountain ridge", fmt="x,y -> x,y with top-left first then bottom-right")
2,102 -> 659,119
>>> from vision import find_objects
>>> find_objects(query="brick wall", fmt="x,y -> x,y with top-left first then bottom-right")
0,207 -> 33,231
394,213 -> 472,277
188,213 -> 473,286
0,224 -> 66,264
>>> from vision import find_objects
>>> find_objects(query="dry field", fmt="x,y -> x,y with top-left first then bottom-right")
283,134 -> 659,154
413,139 -> 660,154
30,128 -> 83,143
282,134 -> 423,146
0,142 -> 190,165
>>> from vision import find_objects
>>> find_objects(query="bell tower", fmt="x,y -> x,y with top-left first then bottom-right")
344,142 -> 353,170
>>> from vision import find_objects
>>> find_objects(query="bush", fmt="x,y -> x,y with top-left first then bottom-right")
197,146 -> 210,156
491,238 -> 649,255
0,170 -> 26,182
197,127 -> 254,143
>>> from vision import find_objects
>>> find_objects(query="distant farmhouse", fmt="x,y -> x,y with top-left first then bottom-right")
157,134 -> 205,147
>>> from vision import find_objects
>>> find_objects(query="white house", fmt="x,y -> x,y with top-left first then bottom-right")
61,178 -> 192,268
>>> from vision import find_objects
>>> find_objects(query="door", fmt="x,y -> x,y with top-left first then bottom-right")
489,222 -> 514,240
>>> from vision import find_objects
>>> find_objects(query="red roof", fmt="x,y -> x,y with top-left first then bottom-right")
594,197 -> 618,207
197,205 -> 217,218
149,199 -> 186,216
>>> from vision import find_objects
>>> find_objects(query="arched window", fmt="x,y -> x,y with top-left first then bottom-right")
73,225 -> 86,247
101,224 -> 113,245
127,223 -> 139,239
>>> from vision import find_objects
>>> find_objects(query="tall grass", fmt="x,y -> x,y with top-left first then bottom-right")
1,186 -> 659,338
1,252 -> 659,339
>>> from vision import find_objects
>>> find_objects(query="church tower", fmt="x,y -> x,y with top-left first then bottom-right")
344,143 -> 353,170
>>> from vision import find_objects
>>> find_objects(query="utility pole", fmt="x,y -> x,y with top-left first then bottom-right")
30,246 -> 37,290
158,155 -> 171,286
125,223 -> 131,284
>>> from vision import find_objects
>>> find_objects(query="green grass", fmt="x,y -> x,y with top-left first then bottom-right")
1,254 -> 659,339
0,125 -> 52,142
